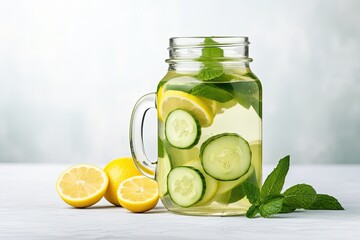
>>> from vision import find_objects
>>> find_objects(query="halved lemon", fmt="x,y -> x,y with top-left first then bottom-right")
158,90 -> 214,127
103,157 -> 142,206
56,164 -> 109,208
117,175 -> 159,213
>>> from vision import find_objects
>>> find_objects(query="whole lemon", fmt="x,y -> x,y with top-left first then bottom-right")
104,157 -> 142,206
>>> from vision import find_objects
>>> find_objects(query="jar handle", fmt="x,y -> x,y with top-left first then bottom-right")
129,92 -> 157,179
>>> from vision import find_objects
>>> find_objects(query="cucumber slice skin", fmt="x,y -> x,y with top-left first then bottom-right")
167,166 -> 206,208
200,133 -> 252,181
155,153 -> 172,198
165,109 -> 201,149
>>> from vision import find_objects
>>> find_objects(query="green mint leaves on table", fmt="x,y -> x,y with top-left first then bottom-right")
245,155 -> 344,218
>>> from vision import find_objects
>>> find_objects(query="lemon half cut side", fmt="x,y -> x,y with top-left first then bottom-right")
117,175 -> 159,213
56,164 -> 109,208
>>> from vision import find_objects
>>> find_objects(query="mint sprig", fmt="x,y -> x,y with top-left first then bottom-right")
196,37 -> 225,81
246,155 -> 344,218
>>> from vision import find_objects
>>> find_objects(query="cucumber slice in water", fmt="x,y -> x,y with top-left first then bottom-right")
184,160 -> 218,206
167,166 -> 206,207
166,143 -> 200,167
216,165 -> 254,194
165,109 -> 201,149
200,133 -> 252,181
155,153 -> 172,198
214,166 -> 258,204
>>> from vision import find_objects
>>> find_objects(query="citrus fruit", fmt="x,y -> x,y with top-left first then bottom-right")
198,97 -> 219,115
104,157 -> 142,206
158,90 -> 214,127
56,164 -> 109,208
117,175 -> 159,213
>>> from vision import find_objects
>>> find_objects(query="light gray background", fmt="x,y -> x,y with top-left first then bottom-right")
0,0 -> 359,164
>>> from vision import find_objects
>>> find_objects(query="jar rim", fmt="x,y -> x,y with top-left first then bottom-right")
169,36 -> 250,49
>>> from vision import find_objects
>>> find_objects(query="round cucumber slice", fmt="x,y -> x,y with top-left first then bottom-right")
184,160 -> 218,206
167,166 -> 206,207
165,109 -> 201,149
214,167 -> 258,205
216,165 -> 254,194
200,133 -> 252,181
166,144 -> 200,168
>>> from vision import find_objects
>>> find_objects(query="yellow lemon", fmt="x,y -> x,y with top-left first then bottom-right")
158,90 -> 214,127
56,164 -> 108,208
117,175 -> 159,213
104,157 -> 142,206
198,97 -> 219,115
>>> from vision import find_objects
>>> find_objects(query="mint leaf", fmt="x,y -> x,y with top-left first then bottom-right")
196,37 -> 224,81
165,83 -> 196,93
229,170 -> 259,204
261,155 -> 290,200
228,185 -> 246,204
283,184 -> 317,209
232,81 -> 260,95
166,82 -> 234,103
306,194 -> 344,210
251,98 -> 262,118
280,204 -> 296,213
246,204 -> 260,218
243,174 -> 260,204
231,81 -> 262,118
191,84 -> 233,103
259,195 -> 284,218
211,73 -> 235,82
201,37 -> 224,59
196,63 -> 223,80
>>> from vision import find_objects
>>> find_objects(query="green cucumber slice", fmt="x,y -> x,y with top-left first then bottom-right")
166,144 -> 200,167
155,153 -> 172,198
216,165 -> 254,194
184,160 -> 218,206
167,166 -> 206,207
165,109 -> 201,149
228,167 -> 258,203
200,133 -> 252,181
214,167 -> 258,204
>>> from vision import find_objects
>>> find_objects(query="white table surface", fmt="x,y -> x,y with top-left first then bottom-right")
0,163 -> 359,240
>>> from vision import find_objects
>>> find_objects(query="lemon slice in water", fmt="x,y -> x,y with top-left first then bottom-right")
158,90 -> 214,127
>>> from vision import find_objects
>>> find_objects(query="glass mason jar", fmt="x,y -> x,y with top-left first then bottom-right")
130,36 -> 262,216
